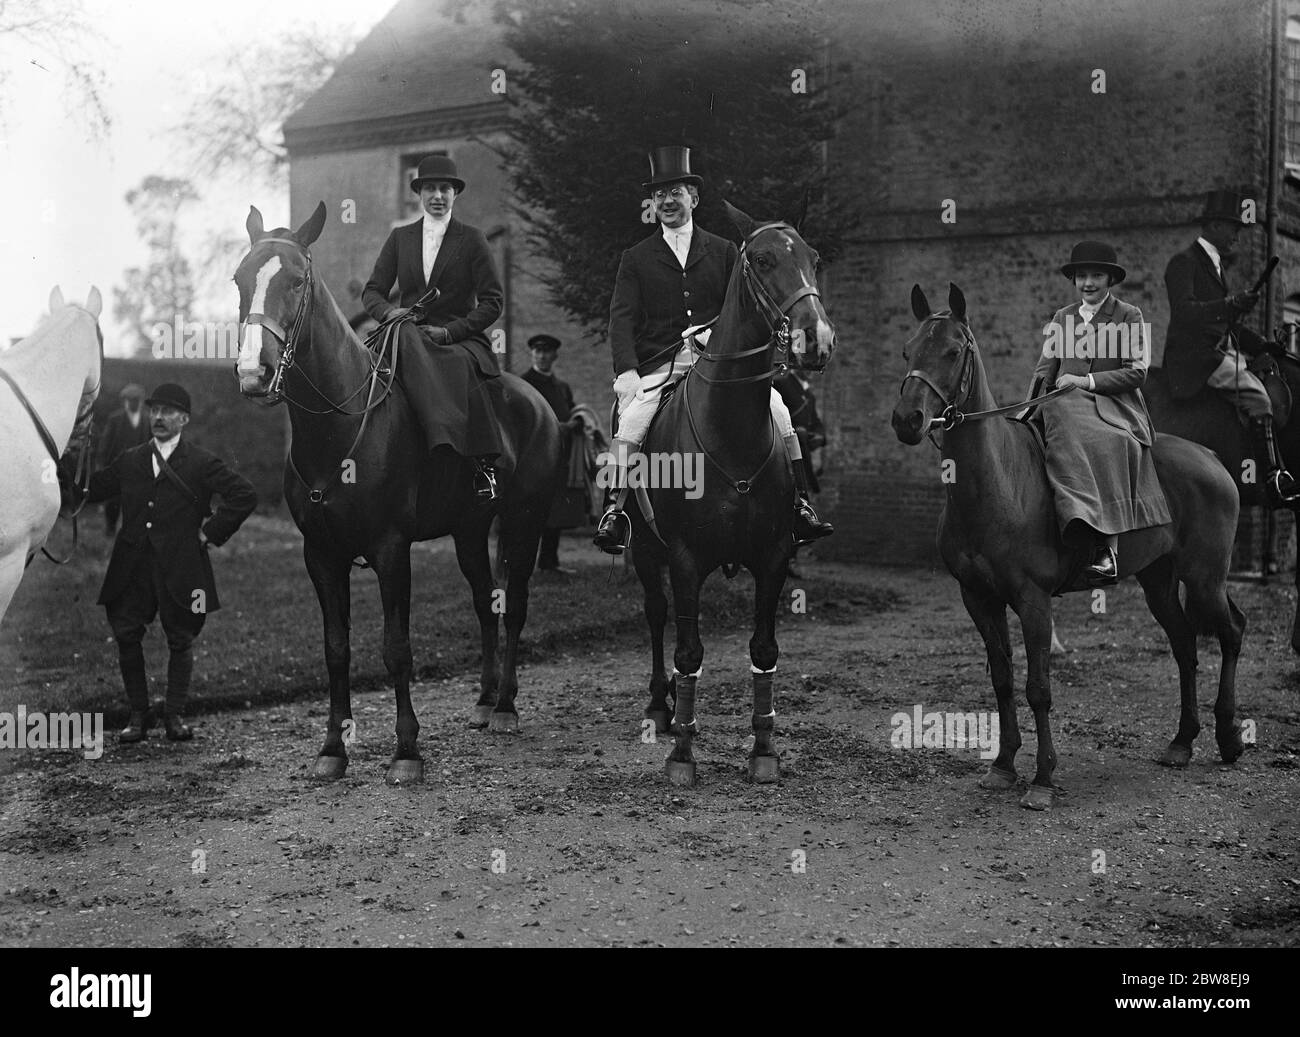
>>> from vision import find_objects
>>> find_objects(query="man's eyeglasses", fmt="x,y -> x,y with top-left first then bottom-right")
652,186 -> 691,203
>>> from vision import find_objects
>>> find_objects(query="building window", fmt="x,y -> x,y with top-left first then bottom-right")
1286,19 -> 1300,174
400,150 -> 448,221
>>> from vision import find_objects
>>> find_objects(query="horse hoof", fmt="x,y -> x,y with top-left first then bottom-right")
386,758 -> 424,786
312,755 -> 348,781
470,705 -> 494,729
646,709 -> 672,735
664,760 -> 697,787
488,712 -> 519,735
1159,743 -> 1192,768
978,765 -> 1018,791
747,755 -> 780,784
1019,785 -> 1056,811
1217,736 -> 1244,764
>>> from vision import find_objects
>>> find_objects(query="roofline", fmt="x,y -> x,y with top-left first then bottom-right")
285,101 -> 510,157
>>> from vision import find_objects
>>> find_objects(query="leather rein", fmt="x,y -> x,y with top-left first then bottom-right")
900,313 -> 1075,436
241,236 -> 399,505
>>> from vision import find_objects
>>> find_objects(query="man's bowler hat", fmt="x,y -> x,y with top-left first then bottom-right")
410,154 -> 466,194
146,383 -> 191,415
528,334 -> 562,352
1060,241 -> 1126,284
642,146 -> 704,191
1198,188 -> 1258,226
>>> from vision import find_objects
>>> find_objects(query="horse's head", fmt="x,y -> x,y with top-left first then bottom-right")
892,283 -> 975,445
723,200 -> 835,372
234,201 -> 327,400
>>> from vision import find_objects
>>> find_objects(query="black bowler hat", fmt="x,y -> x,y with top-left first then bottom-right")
1060,240 -> 1126,284
642,146 -> 704,191
410,154 -> 466,194
146,383 -> 191,415
1198,188 -> 1259,226
528,334 -> 561,352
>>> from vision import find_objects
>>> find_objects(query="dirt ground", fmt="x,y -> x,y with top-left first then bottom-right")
1,522 -> 1298,947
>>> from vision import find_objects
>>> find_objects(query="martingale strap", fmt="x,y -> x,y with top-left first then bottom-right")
0,367 -> 62,463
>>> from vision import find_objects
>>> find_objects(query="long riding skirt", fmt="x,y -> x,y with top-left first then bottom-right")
1042,391 -> 1171,536
396,324 -> 503,458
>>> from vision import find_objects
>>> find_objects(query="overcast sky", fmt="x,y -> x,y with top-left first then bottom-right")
0,0 -> 386,352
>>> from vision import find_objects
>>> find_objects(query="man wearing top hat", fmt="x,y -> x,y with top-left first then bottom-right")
522,333 -> 583,573
362,154 -> 505,499
1163,187 -> 1297,505
592,145 -> 833,553
97,382 -> 151,535
84,383 -> 258,742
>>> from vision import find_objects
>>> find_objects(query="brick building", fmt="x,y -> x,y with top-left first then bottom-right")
284,0 -> 1300,567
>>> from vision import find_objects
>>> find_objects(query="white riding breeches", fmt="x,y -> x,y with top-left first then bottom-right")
614,345 -> 795,446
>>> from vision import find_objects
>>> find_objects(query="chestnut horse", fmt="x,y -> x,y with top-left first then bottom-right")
235,203 -> 559,784
630,202 -> 835,786
891,284 -> 1244,809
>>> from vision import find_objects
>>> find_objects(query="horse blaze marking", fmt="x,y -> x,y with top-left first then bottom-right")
191,849 -> 207,874
790,849 -> 807,874
1091,68 -> 1106,93
790,588 -> 806,614
640,719 -> 656,744
490,849 -> 507,874
1091,849 -> 1107,874
1241,719 -> 1256,745
491,588 -> 505,614
191,589 -> 206,615
1241,459 -> 1257,484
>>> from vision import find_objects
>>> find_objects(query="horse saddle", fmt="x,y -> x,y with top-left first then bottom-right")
1247,353 -> 1292,429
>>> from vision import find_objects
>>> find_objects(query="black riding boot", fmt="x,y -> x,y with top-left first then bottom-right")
1251,417 -> 1300,507
164,646 -> 194,741
117,643 -> 153,742
792,459 -> 833,545
593,447 -> 631,555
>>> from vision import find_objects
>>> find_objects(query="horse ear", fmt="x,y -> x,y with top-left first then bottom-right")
910,284 -> 931,322
246,206 -> 265,244
793,186 -> 811,233
723,199 -> 758,240
85,286 -> 103,319
948,283 -> 967,322
49,286 -> 66,313
295,201 -> 327,247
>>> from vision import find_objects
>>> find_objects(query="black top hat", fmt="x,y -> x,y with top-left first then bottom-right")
1198,188 -> 1258,226
1060,240 -> 1126,285
642,146 -> 704,192
146,383 -> 192,415
410,154 -> 466,194
527,334 -> 561,352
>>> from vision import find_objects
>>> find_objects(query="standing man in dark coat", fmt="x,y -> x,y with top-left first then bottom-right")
522,333 -> 582,573
97,383 -> 151,534
85,384 -> 257,742
592,145 -> 832,553
362,154 -> 505,498
1163,187 -> 1296,505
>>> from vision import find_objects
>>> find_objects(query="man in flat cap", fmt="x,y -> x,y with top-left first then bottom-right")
97,383 -> 151,535
84,383 -> 257,742
362,154 -> 506,499
1163,187 -> 1297,505
522,333 -> 585,573
593,145 -> 833,553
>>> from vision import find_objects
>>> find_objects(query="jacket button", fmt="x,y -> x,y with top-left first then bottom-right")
145,522 -> 152,529
147,501 -> 154,508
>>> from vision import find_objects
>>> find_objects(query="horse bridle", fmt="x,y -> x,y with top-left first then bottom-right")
900,314 -> 977,431
690,221 -> 822,385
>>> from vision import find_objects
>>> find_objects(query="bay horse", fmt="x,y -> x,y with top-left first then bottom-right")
0,287 -> 102,625
891,284 -> 1245,809
234,203 -> 560,784
631,201 -> 835,786
1145,351 -> 1300,649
